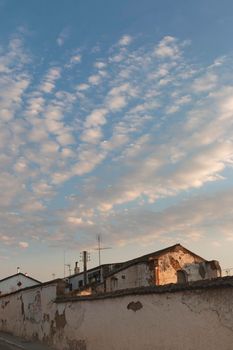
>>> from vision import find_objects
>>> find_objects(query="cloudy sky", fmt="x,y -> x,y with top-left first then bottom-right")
1,0 -> 233,281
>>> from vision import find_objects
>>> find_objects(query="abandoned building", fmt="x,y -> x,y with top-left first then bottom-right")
0,272 -> 41,295
67,243 -> 221,294
101,244 -> 221,292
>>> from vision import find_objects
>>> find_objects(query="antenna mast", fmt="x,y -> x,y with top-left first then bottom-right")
95,234 -> 112,266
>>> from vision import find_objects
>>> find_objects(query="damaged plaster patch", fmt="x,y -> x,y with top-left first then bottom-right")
20,296 -> 25,318
169,256 -> 181,271
1,301 -> 9,309
43,313 -> 50,322
127,301 -> 143,312
55,310 -> 67,329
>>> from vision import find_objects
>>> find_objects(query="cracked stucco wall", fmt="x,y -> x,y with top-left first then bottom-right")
0,282 -> 233,350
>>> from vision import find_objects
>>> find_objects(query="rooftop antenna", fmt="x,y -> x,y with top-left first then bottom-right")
65,264 -> 72,276
95,234 -> 112,266
63,249 -> 66,278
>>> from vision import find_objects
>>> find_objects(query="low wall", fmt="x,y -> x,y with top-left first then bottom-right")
0,277 -> 233,350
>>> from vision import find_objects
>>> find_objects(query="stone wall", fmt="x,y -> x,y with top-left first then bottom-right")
0,277 -> 233,350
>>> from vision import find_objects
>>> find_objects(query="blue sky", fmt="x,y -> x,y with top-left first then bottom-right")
1,0 -> 233,281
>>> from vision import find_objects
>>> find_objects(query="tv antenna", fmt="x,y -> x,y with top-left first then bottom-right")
95,234 -> 112,266
65,264 -> 72,276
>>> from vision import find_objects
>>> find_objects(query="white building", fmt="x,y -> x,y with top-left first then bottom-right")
102,243 -> 222,292
67,263 -> 123,291
66,244 -> 221,295
0,273 -> 41,295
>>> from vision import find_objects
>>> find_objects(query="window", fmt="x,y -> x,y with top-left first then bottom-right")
110,277 -> 118,290
78,280 -> 83,288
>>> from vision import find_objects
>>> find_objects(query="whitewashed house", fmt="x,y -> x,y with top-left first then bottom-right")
0,273 -> 41,295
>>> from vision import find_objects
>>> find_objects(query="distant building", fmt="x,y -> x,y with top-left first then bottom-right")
67,243 -> 221,295
0,273 -> 41,295
67,263 -> 124,291
101,243 -> 221,293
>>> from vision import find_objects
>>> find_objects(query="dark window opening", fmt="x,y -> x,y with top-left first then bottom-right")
78,280 -> 83,288
177,270 -> 187,284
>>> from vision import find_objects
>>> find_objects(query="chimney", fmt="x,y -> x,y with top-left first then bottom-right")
74,261 -> 80,274
17,267 -> 20,274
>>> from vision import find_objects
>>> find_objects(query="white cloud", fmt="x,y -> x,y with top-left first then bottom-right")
88,74 -> 101,85
85,108 -> 108,127
192,72 -> 218,93
67,216 -> 83,225
57,132 -> 75,145
70,54 -> 82,64
154,36 -> 180,58
107,95 -> 127,110
76,83 -> 89,91
19,241 -> 29,249
41,141 -> 59,153
118,35 -> 132,46
80,128 -> 103,144
40,67 -> 61,93
1,32 -> 233,262
94,61 -> 106,69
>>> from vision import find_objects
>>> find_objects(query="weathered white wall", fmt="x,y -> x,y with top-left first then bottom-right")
0,282 -> 58,341
105,262 -> 151,292
103,248 -> 220,292
0,274 -> 40,295
0,280 -> 233,350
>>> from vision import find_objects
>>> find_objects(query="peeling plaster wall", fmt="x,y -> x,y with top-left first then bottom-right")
0,282 -> 58,343
103,248 -> 219,292
1,281 -> 233,350
158,249 -> 204,285
182,260 -> 221,283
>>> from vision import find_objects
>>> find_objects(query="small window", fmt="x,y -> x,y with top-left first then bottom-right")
121,275 -> 126,279
78,280 -> 83,288
110,277 -> 118,290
